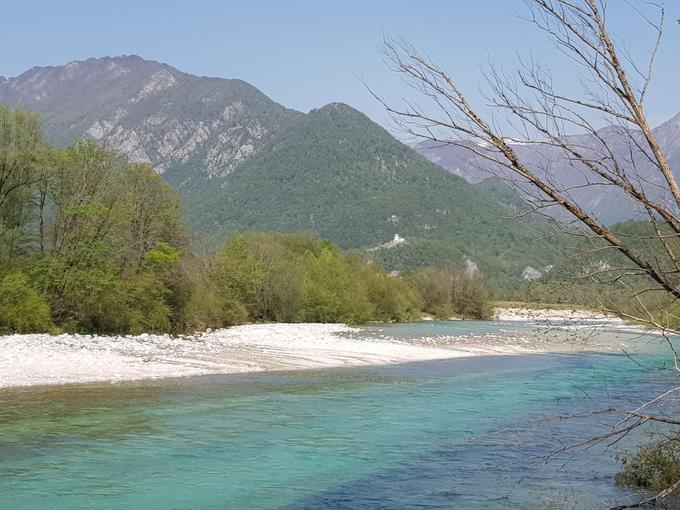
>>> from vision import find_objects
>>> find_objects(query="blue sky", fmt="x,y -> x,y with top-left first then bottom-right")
2,1 -> 678,128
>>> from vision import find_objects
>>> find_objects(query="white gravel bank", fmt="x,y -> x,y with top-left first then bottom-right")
0,323 -> 533,389
494,306 -> 620,322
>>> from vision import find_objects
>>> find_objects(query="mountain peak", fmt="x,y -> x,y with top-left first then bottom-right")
316,102 -> 357,114
658,112 -> 680,129
78,54 -> 170,70
652,112 -> 680,150
311,102 -> 372,127
315,102 -> 366,117
0,56 -> 292,166
13,55 -> 152,78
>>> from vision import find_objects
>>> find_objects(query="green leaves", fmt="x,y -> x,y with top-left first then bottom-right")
181,101 -> 559,292
214,233 -> 427,325
0,272 -> 53,334
0,106 -> 46,257
616,433 -> 680,491
143,243 -> 182,275
297,245 -> 374,324
406,267 -> 492,320
0,108 -> 188,334
0,106 -> 493,334
121,164 -> 183,268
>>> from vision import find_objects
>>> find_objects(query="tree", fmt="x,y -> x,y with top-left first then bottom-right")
406,267 -> 491,320
49,141 -> 123,257
0,106 -> 45,256
378,1 -> 679,506
120,164 -> 183,269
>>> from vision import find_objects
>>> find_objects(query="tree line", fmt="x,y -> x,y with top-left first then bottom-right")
0,106 -> 492,335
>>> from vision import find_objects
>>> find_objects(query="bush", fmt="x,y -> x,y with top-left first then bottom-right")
0,272 -> 53,333
297,247 -> 374,324
216,233 -> 306,322
174,255 -> 248,332
178,285 -> 248,332
362,264 -> 422,322
406,267 -> 492,320
3,228 -> 498,333
616,434 -> 680,492
215,233 -> 425,325
118,272 -> 174,334
29,251 -> 122,332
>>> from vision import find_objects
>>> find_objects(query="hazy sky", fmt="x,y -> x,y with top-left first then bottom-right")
2,1 -> 679,129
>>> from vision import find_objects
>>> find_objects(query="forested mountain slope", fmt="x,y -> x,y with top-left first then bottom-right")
0,56 -> 563,285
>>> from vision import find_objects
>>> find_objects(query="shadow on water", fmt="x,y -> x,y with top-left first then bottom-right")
280,356 -> 671,510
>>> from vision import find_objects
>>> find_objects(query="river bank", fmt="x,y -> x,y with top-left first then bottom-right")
494,305 -> 619,322
0,323 -> 525,389
0,309 -> 631,389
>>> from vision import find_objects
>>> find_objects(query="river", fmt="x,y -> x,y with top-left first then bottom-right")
0,320 -> 675,509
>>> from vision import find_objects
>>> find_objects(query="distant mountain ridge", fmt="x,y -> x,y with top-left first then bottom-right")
412,113 -> 680,225
0,56 -> 563,286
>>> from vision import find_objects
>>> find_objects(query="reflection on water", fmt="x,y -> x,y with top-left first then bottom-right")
0,321 -> 676,509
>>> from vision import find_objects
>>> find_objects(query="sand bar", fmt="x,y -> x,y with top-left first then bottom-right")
0,311 -> 632,389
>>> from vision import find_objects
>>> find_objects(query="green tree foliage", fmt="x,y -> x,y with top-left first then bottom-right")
297,245 -> 374,324
0,106 -> 46,258
182,103 -> 560,294
0,272 -> 53,334
359,260 -> 422,322
214,233 -> 423,325
30,242 -> 121,331
170,252 -> 248,333
0,107 -> 494,334
406,267 -> 492,320
121,165 -> 183,268
0,109 -> 187,333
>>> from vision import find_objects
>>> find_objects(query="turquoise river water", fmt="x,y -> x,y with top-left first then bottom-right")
1,320 -> 678,509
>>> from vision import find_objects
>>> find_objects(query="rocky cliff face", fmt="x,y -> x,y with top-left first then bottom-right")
0,55 -> 300,184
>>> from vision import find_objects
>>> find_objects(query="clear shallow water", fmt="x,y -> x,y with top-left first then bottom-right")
0,321 -> 676,509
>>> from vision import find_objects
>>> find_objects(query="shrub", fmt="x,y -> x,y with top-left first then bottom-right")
29,252 -> 121,332
362,265 -> 422,322
616,434 -> 680,492
0,272 -> 53,333
118,272 -> 174,334
170,254 -> 248,333
143,242 -> 182,276
297,248 -> 374,324
407,267 -> 492,320
179,285 -> 248,332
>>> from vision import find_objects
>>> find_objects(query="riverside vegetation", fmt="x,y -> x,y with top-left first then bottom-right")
0,106 -> 492,334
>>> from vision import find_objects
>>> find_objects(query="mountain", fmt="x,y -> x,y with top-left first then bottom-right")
0,56 -> 562,287
184,101 -> 560,287
0,56 -> 298,181
655,113 -> 680,171
412,113 -> 680,225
